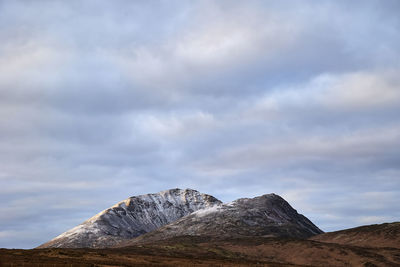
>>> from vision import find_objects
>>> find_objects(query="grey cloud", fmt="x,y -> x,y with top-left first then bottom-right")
1,0 -> 400,248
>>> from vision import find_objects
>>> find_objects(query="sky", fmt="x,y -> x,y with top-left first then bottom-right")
0,0 -> 399,248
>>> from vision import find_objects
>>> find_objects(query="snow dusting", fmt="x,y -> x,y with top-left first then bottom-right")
38,188 -> 222,248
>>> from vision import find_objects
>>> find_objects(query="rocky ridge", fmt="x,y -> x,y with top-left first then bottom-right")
120,193 -> 323,246
38,188 -> 221,248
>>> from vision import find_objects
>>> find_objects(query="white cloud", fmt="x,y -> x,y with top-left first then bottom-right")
129,111 -> 216,139
249,69 -> 400,119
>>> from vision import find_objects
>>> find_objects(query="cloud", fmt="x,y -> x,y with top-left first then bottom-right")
0,0 -> 399,248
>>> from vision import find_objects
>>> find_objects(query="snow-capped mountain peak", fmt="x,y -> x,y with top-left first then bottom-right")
38,188 -> 222,248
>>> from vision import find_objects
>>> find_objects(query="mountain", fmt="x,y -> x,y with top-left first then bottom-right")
119,193 -> 323,246
310,222 -> 400,248
38,188 -> 221,248
14,190 -> 400,266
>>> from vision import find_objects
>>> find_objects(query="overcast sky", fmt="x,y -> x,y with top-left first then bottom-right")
1,0 -> 399,248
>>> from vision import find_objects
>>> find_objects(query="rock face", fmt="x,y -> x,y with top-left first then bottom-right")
310,222 -> 400,248
38,188 -> 222,248
120,193 -> 323,246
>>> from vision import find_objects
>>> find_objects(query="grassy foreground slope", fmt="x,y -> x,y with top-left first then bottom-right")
1,236 -> 400,266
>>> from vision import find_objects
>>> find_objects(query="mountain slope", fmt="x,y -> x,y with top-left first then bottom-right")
119,193 -> 323,246
38,188 -> 221,248
310,222 -> 400,248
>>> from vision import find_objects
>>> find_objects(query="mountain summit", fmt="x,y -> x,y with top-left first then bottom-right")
38,188 -> 221,248
38,189 -> 322,249
121,193 -> 323,245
